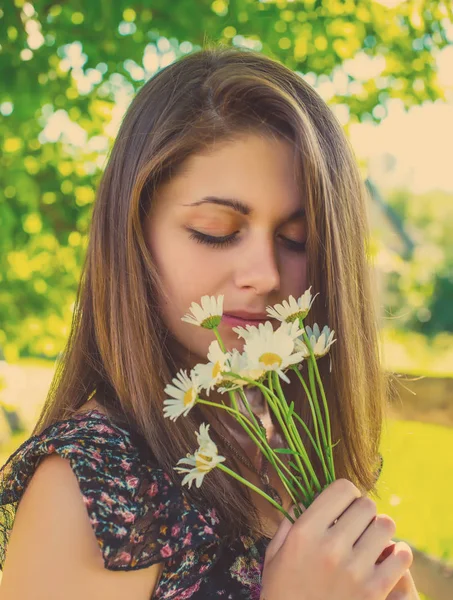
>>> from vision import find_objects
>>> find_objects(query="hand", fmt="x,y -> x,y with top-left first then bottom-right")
377,541 -> 420,599
386,569 -> 419,600
260,479 -> 414,600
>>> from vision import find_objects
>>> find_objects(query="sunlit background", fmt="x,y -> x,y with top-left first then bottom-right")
1,1 -> 452,598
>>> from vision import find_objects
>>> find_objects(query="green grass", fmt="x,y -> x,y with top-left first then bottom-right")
374,419 -> 453,600
376,419 -> 453,563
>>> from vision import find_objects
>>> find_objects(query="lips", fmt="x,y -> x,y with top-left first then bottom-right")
224,310 -> 269,320
222,312 -> 275,327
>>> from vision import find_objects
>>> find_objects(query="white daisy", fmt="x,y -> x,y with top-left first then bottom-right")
174,423 -> 226,488
266,287 -> 319,323
217,348 -> 266,393
294,323 -> 336,358
193,341 -> 230,396
181,295 -> 224,329
233,319 -> 303,343
238,321 -> 306,384
163,368 -> 200,421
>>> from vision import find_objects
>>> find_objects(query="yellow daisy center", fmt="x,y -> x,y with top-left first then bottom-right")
184,388 -> 195,406
196,453 -> 213,471
212,361 -> 222,378
259,352 -> 282,367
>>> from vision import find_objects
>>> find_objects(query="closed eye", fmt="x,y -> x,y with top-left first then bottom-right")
187,229 -> 306,252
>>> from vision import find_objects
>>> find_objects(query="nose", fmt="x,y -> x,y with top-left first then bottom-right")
234,234 -> 280,294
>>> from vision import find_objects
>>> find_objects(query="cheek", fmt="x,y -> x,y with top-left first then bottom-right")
165,231 -> 232,290
149,235 -> 225,330
162,244 -> 224,299
281,253 -> 308,296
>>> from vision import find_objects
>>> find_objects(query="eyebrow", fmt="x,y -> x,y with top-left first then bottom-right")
182,196 -> 306,222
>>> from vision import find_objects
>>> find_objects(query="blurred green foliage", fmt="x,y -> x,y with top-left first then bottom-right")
381,328 -> 453,377
0,0 -> 452,360
383,189 -> 453,336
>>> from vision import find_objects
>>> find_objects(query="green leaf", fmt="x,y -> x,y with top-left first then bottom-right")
288,460 -> 302,471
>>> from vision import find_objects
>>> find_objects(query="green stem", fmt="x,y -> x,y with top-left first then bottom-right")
260,373 -> 313,497
197,398 -> 267,447
272,371 -> 322,494
290,366 -> 332,483
196,327 -> 310,507
197,398 -> 254,423
198,397 -> 275,475
235,387 -> 267,442
217,391 -> 299,496
218,373 -> 310,503
235,386 -> 300,505
232,387 -> 308,505
311,357 -> 336,479
291,408 -> 327,476
263,445 -> 310,503
211,326 -> 248,429
306,359 -> 328,451
299,321 -> 335,481
216,462 -> 295,524
213,327 -> 226,353
197,358 -> 307,502
290,366 -> 322,456
265,452 -> 310,502
298,322 -> 328,450
214,370 -> 310,499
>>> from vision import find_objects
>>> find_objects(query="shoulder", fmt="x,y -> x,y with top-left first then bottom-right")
0,452 -> 165,599
0,409 -> 222,576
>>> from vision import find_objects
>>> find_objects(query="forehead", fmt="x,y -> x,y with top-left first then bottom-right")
154,133 -> 302,215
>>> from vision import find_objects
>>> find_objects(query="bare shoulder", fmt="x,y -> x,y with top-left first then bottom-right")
0,454 -> 164,600
74,396 -> 108,416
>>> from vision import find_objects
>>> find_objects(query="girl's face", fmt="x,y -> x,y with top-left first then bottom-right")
145,133 -> 308,366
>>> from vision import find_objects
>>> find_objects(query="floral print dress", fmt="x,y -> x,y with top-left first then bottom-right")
0,408 -> 272,599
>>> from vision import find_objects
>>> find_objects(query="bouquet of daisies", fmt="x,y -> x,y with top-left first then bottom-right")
163,287 -> 337,523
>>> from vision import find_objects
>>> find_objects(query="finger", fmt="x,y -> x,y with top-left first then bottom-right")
373,542 -> 414,595
329,496 -> 377,543
353,514 -> 396,565
264,502 -> 306,564
294,479 -> 362,534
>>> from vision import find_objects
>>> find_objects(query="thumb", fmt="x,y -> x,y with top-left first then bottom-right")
264,502 -> 308,565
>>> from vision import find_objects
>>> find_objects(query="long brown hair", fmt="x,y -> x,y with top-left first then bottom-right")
33,44 -> 389,543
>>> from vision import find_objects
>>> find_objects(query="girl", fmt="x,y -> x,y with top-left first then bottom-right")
0,46 -> 419,599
